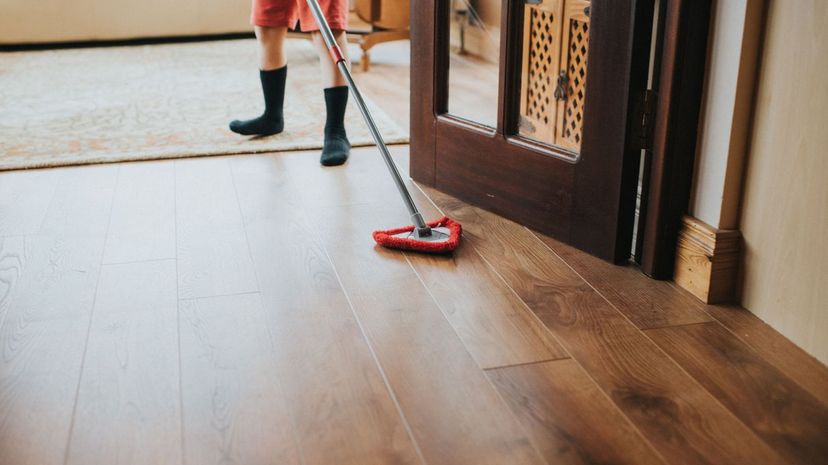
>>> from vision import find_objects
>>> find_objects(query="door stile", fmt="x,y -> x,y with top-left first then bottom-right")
640,0 -> 713,277
494,0 -> 514,137
571,0 -> 656,262
409,0 -> 438,185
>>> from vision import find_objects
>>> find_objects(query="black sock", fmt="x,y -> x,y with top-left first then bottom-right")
230,66 -> 287,136
320,86 -> 351,166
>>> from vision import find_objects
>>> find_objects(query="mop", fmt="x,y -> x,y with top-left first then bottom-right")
306,0 -> 462,253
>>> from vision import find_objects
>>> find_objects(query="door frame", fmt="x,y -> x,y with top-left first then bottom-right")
639,0 -> 713,277
410,0 -> 656,263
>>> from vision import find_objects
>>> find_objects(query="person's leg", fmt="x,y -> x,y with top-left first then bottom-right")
311,30 -> 351,166
310,29 -> 350,87
256,25 -> 288,70
229,26 -> 289,136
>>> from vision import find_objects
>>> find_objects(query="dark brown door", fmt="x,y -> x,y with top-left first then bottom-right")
410,0 -> 654,262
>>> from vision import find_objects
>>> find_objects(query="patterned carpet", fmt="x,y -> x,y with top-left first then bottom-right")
0,39 -> 407,171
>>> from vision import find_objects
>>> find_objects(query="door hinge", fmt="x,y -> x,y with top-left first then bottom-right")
632,89 -> 657,151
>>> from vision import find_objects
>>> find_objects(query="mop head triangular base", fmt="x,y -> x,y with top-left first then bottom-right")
372,216 -> 462,253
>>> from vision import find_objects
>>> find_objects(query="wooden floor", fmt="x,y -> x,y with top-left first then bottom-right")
2,40 -> 828,465
1,146 -> 827,465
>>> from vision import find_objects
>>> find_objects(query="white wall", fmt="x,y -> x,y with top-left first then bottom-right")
689,0 -> 762,230
739,0 -> 828,364
0,0 -> 251,44
693,0 -> 828,364
687,0 -> 828,364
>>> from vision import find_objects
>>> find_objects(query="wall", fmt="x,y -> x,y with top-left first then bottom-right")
690,0 -> 763,229
739,0 -> 828,364
0,0 -> 251,44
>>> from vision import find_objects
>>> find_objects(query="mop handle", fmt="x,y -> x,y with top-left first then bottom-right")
304,0 -> 429,233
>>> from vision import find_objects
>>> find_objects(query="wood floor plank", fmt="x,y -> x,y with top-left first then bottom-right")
278,147 -> 407,210
291,147 -> 567,370
39,164 -> 118,235
244,213 -> 421,465
422,186 -> 788,465
535,228 -> 828,407
0,168 -> 60,236
303,202 -> 547,465
397,174 -> 567,368
0,236 -> 24,326
534,234 -> 713,329
67,260 -> 181,465
179,293 -> 301,465
103,161 -> 176,264
176,228 -> 258,299
409,242 -> 567,369
0,235 -> 105,322
488,359 -> 666,465
238,152 -> 543,465
229,154 -> 303,225
539,215 -> 828,405
175,157 -> 257,299
647,321 -> 828,465
174,157 -> 244,233
0,316 -> 88,465
0,234 -> 104,465
704,304 -> 828,404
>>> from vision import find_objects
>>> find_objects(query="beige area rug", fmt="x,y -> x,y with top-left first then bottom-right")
0,39 -> 407,171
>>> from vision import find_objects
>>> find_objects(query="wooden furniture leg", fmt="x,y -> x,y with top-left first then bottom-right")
349,29 -> 410,72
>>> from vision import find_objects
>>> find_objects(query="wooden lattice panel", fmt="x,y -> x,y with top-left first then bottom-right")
518,0 -> 562,145
518,0 -> 590,153
556,0 -> 590,152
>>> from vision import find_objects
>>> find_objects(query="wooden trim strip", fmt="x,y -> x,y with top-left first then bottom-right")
673,215 -> 741,303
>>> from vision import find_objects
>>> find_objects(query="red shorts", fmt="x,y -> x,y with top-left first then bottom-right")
251,0 -> 349,32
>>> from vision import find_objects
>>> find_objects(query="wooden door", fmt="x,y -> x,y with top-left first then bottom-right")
518,0 -> 590,152
411,0 -> 654,262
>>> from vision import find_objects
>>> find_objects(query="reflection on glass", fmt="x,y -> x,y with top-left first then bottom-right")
517,0 -> 591,153
447,0 -> 501,128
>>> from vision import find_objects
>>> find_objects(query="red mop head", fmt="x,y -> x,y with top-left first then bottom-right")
372,216 -> 462,253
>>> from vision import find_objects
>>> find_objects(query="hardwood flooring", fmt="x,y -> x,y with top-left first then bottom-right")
1,40 -> 827,465
421,187 -> 789,465
0,169 -> 59,236
1,147 -> 826,465
178,293 -> 301,465
487,359 -> 665,465
174,157 -> 258,299
67,260 -> 180,465
304,205 -> 544,465
0,233 -> 105,465
103,161 -> 176,264
646,322 -> 828,465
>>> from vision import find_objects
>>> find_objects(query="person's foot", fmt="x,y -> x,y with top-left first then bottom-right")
229,115 -> 284,136
229,65 -> 287,137
320,128 -> 351,166
320,86 -> 350,167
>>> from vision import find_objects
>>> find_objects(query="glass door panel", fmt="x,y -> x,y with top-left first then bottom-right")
446,0 -> 502,128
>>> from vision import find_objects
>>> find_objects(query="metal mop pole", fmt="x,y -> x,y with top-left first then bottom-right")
304,0 -> 432,236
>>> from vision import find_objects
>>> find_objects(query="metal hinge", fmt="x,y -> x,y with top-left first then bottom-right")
632,89 -> 657,151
